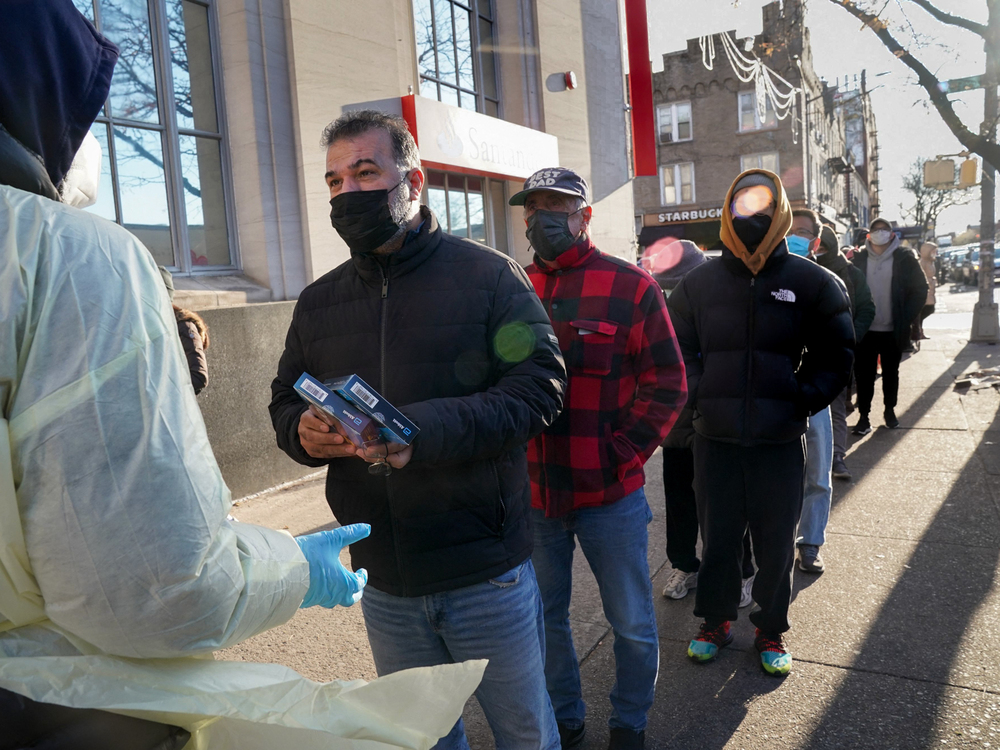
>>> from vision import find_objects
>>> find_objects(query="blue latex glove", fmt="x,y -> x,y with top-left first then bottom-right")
296,523 -> 371,608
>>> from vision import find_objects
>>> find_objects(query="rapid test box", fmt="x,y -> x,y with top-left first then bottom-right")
294,373 -> 380,447
323,374 -> 420,446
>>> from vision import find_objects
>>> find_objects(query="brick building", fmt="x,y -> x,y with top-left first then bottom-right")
634,0 -> 878,252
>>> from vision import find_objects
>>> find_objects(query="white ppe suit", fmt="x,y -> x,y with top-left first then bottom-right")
0,184 -> 483,748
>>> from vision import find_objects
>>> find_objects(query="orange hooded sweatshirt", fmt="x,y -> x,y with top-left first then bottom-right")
719,168 -> 793,276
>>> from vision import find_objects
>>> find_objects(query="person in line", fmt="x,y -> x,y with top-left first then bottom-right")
0,3 -> 391,747
786,209 -> 835,575
652,240 -> 755,608
916,241 -> 938,341
814,226 -> 875,483
269,111 -> 567,750
174,304 -> 211,395
668,170 -> 854,676
851,218 -> 928,433
518,168 -> 687,750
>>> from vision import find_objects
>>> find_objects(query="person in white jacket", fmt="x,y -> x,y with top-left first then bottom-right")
0,3 -> 480,748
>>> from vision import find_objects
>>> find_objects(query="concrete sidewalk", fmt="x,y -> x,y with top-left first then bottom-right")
220,289 -> 1000,749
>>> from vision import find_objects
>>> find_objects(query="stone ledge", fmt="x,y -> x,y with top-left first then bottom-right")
172,274 -> 272,310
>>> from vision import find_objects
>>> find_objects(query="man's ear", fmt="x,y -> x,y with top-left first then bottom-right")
406,168 -> 425,201
581,205 -> 593,229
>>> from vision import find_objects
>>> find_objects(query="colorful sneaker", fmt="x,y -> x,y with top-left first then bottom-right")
687,620 -> 733,663
661,567 -> 698,599
739,573 -> 755,608
754,629 -> 792,676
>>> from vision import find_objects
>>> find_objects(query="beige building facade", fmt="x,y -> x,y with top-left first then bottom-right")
73,0 -> 639,306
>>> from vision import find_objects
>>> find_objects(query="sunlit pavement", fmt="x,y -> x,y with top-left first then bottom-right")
219,283 -> 1000,749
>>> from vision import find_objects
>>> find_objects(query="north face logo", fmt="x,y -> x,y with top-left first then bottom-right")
771,289 -> 796,303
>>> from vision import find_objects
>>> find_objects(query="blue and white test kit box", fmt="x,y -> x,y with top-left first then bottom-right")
294,373 -> 380,447
323,374 -> 420,446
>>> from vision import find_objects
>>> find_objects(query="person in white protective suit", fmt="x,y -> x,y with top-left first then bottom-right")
0,3 -> 483,749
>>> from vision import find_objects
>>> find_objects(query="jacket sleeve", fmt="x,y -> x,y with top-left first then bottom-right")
665,277 -> 704,410
178,319 -> 208,395
901,252 -> 930,326
610,280 -> 687,480
848,265 -> 876,342
401,260 -> 567,466
269,303 -> 328,468
797,273 -> 855,416
8,215 -> 308,659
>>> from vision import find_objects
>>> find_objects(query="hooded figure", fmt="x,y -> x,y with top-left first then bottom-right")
0,3 -> 481,748
666,169 -> 854,677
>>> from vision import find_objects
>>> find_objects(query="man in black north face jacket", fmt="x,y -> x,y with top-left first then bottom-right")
269,111 -> 566,749
667,169 -> 854,677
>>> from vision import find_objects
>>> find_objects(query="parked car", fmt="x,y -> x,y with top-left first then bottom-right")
948,246 -> 971,282
958,246 -> 1000,286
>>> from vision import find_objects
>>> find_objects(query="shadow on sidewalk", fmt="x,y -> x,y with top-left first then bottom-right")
799,340 -> 1000,749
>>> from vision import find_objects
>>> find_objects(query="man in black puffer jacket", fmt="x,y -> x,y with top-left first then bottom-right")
269,111 -> 567,749
667,170 -> 854,677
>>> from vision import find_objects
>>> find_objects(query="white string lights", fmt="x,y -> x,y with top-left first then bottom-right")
699,32 -> 801,142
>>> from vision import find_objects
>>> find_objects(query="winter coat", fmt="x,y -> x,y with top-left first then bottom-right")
853,243 -> 928,350
174,306 -> 209,395
667,169 -> 855,445
270,206 -> 566,597
816,248 -> 876,341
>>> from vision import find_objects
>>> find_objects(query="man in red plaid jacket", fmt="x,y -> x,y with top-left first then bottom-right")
514,167 -> 687,750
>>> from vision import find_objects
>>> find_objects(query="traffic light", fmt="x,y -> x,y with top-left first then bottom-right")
959,158 -> 979,188
924,159 -> 956,188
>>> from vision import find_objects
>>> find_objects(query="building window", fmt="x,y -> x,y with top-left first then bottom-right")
740,152 -> 780,174
72,0 -> 234,273
656,102 -> 692,143
738,91 -> 777,132
661,163 -> 695,206
413,0 -> 499,117
425,170 -> 509,252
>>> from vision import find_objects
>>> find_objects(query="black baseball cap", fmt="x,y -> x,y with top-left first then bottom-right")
509,167 -> 590,206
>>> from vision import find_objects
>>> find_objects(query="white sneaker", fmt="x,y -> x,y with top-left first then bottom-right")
661,567 -> 698,599
739,574 -> 755,608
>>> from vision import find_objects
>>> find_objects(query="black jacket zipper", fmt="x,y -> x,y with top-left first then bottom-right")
744,277 -> 755,442
379,268 -> 406,591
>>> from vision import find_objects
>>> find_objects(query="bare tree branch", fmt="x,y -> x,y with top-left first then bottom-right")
907,0 -> 987,36
828,1 -> 1000,167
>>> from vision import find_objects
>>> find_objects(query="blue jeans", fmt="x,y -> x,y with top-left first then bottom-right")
360,560 -> 559,750
798,407 -> 833,546
531,487 -> 658,732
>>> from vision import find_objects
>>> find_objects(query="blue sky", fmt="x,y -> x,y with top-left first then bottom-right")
648,0 -> 991,235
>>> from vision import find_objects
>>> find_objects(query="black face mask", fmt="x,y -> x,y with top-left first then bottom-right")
731,213 -> 772,251
329,177 -> 407,255
526,208 -> 583,261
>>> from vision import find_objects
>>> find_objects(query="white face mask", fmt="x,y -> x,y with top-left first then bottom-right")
60,130 -> 102,209
870,229 -> 892,246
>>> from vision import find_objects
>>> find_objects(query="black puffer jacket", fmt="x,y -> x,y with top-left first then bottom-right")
667,241 -> 855,445
270,207 -> 566,597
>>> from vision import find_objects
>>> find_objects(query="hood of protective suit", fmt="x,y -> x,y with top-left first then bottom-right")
0,0 -> 117,190
719,168 -> 793,276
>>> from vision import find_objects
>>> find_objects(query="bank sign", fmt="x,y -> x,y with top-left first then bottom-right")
401,95 -> 559,181
655,207 -> 724,224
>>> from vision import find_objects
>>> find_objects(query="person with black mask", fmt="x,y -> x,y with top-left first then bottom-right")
515,168 -> 687,750
667,169 -> 854,676
270,110 -> 568,750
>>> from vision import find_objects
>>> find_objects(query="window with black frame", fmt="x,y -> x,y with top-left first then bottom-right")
72,0 -> 234,273
412,0 -> 500,117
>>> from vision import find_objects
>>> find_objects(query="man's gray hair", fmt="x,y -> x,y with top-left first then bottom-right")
321,110 -> 420,172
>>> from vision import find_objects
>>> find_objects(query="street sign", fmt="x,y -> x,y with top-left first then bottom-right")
938,75 -> 983,93
924,159 -> 956,188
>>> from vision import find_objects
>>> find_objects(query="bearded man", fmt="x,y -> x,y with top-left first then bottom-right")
269,110 -> 567,750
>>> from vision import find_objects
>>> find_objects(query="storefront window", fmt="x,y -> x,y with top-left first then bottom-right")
424,170 -> 512,251
738,91 -> 777,132
661,163 -> 695,206
72,0 -> 234,273
412,0 -> 500,117
741,152 -> 780,173
656,102 -> 692,143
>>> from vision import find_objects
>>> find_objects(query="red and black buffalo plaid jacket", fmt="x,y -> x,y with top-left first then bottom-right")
527,237 -> 687,517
